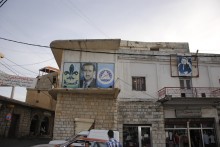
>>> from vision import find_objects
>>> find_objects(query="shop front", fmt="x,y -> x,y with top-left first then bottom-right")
165,118 -> 217,147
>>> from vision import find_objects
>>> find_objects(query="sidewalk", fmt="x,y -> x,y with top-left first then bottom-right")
0,137 -> 51,147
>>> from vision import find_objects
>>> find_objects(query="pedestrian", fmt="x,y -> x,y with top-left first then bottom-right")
106,130 -> 122,147
173,132 -> 180,147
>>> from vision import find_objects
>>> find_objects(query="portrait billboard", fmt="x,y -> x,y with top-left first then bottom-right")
62,62 -> 80,88
97,63 -> 114,88
80,63 -> 97,88
177,56 -> 192,76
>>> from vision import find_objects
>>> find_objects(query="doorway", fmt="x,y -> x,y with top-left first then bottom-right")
8,114 -> 20,138
29,115 -> 39,136
123,125 -> 152,147
190,129 -> 203,147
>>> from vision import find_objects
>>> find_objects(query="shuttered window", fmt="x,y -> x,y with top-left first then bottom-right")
179,78 -> 191,89
132,77 -> 146,91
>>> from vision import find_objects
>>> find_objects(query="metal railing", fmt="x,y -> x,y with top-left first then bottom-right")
158,87 -> 220,100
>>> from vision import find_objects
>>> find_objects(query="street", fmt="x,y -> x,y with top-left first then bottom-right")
0,137 -> 51,147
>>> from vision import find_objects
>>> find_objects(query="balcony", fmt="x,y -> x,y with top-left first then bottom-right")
158,87 -> 220,102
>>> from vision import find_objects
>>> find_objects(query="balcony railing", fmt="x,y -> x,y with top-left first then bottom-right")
158,87 -> 220,100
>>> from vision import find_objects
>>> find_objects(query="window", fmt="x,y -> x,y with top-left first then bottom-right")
52,76 -> 56,84
132,77 -> 146,91
179,78 -> 191,89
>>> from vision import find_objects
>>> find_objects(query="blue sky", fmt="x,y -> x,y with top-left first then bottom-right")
0,0 -> 220,101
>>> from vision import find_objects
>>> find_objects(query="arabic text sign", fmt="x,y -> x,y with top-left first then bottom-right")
0,73 -> 37,88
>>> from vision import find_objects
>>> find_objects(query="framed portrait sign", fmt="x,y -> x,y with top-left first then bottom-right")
177,56 -> 192,76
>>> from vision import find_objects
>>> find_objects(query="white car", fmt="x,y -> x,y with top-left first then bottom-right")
32,129 -> 119,147
49,131 -> 89,145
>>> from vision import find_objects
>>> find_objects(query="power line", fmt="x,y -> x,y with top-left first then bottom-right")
0,0 -> 7,8
4,57 -> 38,75
0,60 -> 25,76
8,58 -> 55,67
65,0 -> 109,38
0,61 -> 18,75
0,37 -> 220,58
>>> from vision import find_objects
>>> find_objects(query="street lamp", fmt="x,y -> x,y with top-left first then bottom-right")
0,53 -> 4,58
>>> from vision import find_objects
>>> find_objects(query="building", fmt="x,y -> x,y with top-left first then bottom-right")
0,95 -> 54,138
26,66 -> 59,111
49,39 -> 220,147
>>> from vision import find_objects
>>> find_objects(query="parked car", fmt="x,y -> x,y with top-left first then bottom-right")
49,131 -> 89,145
32,129 -> 119,147
87,129 -> 119,142
32,137 -> 107,147
58,137 -> 107,147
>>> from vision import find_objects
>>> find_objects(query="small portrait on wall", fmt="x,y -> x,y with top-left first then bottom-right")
62,63 -> 80,88
97,63 -> 114,88
80,63 -> 97,88
177,56 -> 192,76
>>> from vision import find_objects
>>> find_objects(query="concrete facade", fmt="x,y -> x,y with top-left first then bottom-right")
49,39 -> 220,147
26,67 -> 59,111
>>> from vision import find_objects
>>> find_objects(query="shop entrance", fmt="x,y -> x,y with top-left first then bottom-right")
123,125 -> 152,147
165,118 -> 217,147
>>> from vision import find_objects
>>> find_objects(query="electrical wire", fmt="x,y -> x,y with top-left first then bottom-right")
0,0 -> 7,8
8,58 -> 55,67
0,61 -> 18,75
1,37 -> 220,58
64,0 -> 109,38
0,46 -> 52,54
0,60 -> 25,76
4,57 -> 38,75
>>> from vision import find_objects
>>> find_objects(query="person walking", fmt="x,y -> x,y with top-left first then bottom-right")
106,130 -> 122,147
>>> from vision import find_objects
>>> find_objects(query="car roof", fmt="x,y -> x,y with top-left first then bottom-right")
77,137 -> 107,143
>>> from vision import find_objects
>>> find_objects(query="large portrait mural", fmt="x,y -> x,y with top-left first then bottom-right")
62,62 -> 115,88
177,56 -> 192,76
62,63 -> 80,88
97,63 -> 114,88
80,63 -> 97,88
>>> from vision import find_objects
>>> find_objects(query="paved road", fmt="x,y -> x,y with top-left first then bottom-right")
0,138 -> 51,147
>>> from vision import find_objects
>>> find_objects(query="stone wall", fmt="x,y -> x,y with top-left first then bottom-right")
0,99 -> 54,138
118,100 -> 166,147
0,105 -> 31,138
53,93 -> 117,139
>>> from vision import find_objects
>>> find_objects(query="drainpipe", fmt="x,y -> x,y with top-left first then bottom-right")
10,86 -> 15,99
187,121 -> 191,147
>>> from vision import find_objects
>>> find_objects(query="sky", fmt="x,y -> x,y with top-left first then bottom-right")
0,0 -> 220,101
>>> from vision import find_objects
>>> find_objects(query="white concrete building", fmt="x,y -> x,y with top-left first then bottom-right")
50,39 -> 220,147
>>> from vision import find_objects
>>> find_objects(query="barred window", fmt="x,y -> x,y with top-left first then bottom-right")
132,77 -> 146,91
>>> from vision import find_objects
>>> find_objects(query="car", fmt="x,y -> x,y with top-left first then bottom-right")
58,137 -> 107,147
49,131 -> 89,145
87,129 -> 119,142
32,137 -> 107,147
31,129 -> 119,147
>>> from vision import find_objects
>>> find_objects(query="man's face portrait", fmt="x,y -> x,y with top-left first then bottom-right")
181,58 -> 187,64
83,64 -> 95,81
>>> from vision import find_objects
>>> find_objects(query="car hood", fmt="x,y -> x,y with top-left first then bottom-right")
49,140 -> 67,145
